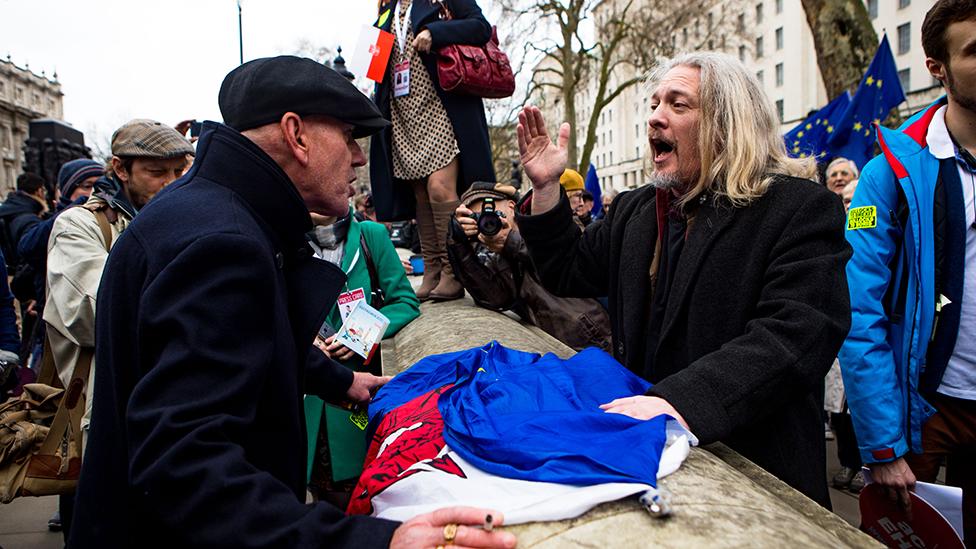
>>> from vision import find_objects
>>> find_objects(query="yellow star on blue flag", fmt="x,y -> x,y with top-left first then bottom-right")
783,92 -> 850,159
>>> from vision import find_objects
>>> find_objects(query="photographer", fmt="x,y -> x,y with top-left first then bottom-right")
447,182 -> 611,352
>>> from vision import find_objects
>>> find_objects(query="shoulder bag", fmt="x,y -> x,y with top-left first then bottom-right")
433,0 -> 516,99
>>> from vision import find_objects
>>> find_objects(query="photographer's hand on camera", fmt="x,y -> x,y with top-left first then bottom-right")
454,205 -> 480,240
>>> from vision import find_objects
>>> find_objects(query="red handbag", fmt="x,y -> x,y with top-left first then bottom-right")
433,0 -> 516,99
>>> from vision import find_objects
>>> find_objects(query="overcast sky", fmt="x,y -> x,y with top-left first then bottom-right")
2,0 -> 423,152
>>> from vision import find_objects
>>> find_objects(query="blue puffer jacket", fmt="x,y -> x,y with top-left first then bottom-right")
840,97 -> 962,464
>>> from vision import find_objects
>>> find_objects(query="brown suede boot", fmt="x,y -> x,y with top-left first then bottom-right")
413,198 -> 441,301
428,200 -> 465,301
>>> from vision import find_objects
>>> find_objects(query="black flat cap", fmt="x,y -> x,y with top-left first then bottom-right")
218,55 -> 389,138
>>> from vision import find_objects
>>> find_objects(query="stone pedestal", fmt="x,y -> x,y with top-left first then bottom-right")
382,299 -> 880,548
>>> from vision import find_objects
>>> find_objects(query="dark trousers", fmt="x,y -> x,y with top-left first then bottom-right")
59,492 -> 74,544
831,412 -> 862,469
904,393 -> 976,545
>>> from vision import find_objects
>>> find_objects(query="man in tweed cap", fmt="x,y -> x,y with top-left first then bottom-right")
43,118 -> 191,542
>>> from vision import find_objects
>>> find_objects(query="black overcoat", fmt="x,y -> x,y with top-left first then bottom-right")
517,177 -> 852,505
69,123 -> 400,548
369,0 -> 497,221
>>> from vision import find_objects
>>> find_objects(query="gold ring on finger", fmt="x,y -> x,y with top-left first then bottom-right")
443,523 -> 459,543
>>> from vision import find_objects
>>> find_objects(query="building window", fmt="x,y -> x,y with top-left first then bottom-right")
737,13 -> 745,32
757,69 -> 764,83
899,0 -> 909,8
707,12 -> 713,30
695,19 -> 700,39
776,99 -> 784,122
636,146 -> 640,158
0,81 -> 5,97
635,124 -> 640,138
775,27 -> 783,50
683,28 -> 688,45
898,68 -> 911,91
867,0 -> 878,19
609,151 -> 613,164
708,39 -> 714,49
739,45 -> 747,61
776,63 -> 784,86
756,36 -> 764,58
609,130 -> 613,144
776,0 -> 782,14
756,3 -> 764,24
897,23 -> 911,55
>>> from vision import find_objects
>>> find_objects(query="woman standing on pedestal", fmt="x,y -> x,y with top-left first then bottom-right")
370,0 -> 496,301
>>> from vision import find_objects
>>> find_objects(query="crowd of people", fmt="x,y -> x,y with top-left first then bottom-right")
0,0 -> 972,547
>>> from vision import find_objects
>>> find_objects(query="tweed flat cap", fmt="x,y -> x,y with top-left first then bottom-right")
218,56 -> 389,138
461,181 -> 519,207
111,119 -> 194,159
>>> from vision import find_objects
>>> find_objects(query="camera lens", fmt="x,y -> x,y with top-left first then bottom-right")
478,212 -> 502,236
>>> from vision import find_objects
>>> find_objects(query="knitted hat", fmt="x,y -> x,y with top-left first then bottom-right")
57,159 -> 103,198
559,169 -> 584,193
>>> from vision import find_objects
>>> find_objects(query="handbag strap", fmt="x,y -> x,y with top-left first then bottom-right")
433,0 -> 453,20
359,232 -> 386,307
94,209 -> 114,251
36,344 -> 93,458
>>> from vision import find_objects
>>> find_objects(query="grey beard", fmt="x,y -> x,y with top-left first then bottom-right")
649,172 -> 682,190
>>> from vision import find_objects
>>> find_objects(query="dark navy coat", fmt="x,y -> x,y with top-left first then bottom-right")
370,0 -> 497,221
70,123 -> 399,548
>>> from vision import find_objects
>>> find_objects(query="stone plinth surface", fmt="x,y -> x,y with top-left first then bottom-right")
383,299 -> 880,548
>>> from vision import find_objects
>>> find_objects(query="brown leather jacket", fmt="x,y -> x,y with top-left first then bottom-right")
447,220 -> 612,352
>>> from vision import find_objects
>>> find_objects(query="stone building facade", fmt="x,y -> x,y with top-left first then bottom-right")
532,0 -> 941,193
0,56 -> 64,193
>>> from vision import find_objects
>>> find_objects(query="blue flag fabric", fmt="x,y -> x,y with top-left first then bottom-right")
784,92 -> 851,160
826,35 -> 906,168
584,163 -> 602,218
368,342 -> 669,486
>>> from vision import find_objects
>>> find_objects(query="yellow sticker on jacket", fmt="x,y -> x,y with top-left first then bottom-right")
847,206 -> 877,230
349,409 -> 369,431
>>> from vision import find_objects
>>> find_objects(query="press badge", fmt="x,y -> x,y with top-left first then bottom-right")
393,60 -> 410,97
337,288 -> 367,324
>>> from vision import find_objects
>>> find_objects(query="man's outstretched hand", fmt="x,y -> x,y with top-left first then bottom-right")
390,507 -> 516,549
346,371 -> 391,404
517,106 -> 570,215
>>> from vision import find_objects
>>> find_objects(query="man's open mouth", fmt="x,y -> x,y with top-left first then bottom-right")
651,138 -> 675,163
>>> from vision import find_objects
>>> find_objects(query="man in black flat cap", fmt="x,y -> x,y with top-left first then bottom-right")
70,56 -> 516,549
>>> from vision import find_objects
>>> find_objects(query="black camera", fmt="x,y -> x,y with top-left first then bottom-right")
473,197 -> 505,236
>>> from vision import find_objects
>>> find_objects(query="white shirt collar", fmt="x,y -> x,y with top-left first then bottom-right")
926,105 -> 955,160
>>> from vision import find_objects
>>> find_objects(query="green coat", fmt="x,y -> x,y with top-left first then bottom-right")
304,213 -> 420,481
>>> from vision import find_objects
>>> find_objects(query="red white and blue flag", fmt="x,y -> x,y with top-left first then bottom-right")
347,343 -> 695,523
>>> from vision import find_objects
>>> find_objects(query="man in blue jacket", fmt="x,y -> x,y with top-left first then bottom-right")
840,0 -> 976,542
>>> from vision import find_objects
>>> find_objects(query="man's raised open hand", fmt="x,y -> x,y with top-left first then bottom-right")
517,107 -> 570,214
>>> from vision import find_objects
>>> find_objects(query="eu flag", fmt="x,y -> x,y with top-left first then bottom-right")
827,35 -> 906,168
584,163 -> 602,217
784,92 -> 851,160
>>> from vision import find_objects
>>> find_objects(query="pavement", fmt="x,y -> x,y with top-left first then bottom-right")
0,494 -> 61,549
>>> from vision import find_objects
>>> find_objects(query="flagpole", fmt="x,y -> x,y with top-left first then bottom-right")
238,0 -> 244,65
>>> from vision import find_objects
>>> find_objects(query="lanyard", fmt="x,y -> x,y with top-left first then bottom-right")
393,0 -> 413,57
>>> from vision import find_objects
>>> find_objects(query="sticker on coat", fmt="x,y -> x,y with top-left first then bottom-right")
847,206 -> 877,230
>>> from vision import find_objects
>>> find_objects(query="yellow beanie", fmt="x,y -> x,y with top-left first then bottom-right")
559,169 -> 584,193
